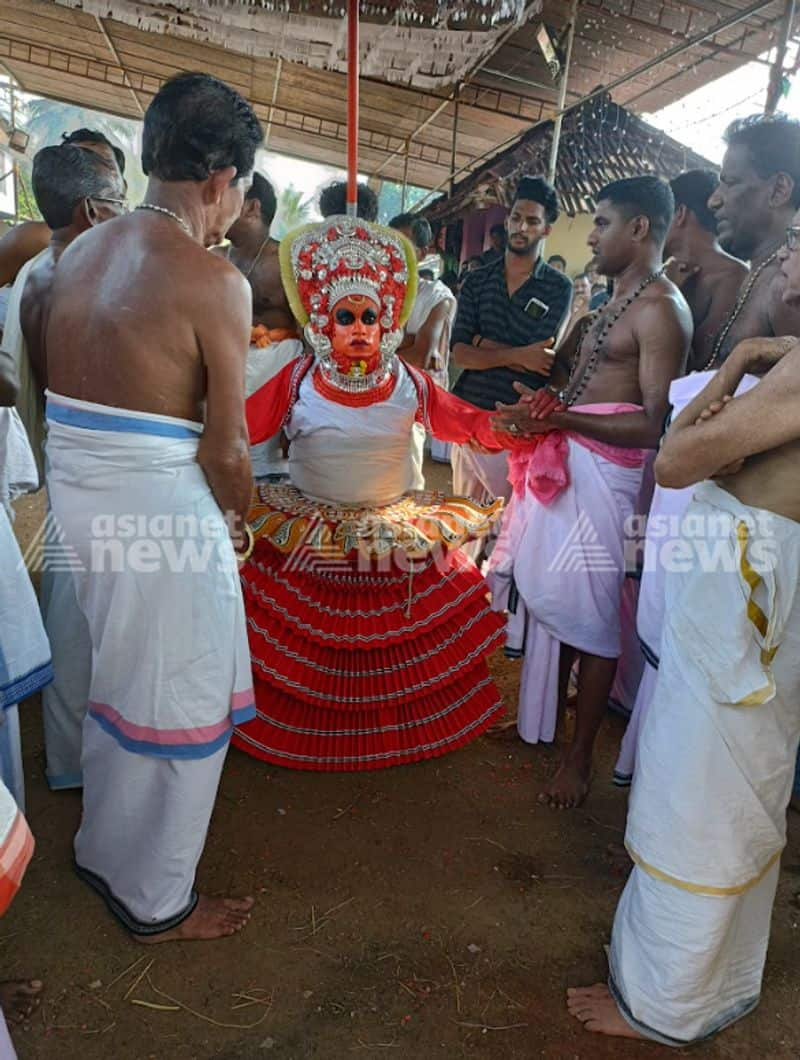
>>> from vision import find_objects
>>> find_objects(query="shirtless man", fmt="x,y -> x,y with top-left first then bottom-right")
567,226 -> 800,1048
389,212 -> 455,377
225,173 -> 294,332
665,169 -> 747,370
17,143 -> 126,794
318,180 -> 378,221
225,172 -> 303,479
708,114 -> 800,360
44,72 -> 262,942
22,145 -> 126,389
490,176 -> 692,809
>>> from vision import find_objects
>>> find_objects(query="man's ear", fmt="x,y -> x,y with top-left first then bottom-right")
631,214 -> 651,243
206,166 -> 238,204
674,203 -> 688,227
771,171 -> 794,210
76,197 -> 99,231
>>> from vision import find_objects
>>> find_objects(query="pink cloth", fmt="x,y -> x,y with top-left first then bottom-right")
507,403 -> 646,505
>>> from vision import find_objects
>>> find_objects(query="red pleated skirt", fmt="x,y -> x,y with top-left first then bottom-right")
232,541 -> 506,771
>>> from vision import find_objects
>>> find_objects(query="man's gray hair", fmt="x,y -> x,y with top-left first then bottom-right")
32,144 -> 121,229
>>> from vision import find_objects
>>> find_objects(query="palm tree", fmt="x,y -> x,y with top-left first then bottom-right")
272,184 -> 314,238
22,97 -> 145,203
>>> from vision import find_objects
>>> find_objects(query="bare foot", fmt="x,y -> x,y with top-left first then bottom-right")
567,984 -> 643,1039
0,979 -> 43,1024
538,756 -> 591,809
486,717 -> 520,741
136,895 -> 254,944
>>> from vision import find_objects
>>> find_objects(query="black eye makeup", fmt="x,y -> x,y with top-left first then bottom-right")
362,309 -> 378,325
335,308 -> 356,325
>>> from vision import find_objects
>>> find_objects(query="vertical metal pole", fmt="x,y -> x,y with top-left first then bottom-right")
547,0 -> 580,187
401,139 -> 410,211
765,0 -> 795,114
450,84 -> 460,198
346,0 -> 360,217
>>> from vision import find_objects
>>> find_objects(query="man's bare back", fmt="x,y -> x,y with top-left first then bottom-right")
19,250 -> 57,391
229,239 -> 295,330
47,212 -> 250,423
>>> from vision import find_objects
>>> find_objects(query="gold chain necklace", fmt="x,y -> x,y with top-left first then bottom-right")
244,236 -> 271,279
704,247 -> 781,370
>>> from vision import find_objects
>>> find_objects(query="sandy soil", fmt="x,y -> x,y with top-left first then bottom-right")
6,471 -> 800,1060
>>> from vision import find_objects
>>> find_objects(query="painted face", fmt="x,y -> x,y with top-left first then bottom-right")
329,294 -> 382,374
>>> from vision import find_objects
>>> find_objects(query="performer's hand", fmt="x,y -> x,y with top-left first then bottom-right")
510,338 -> 555,376
491,401 -> 554,436
514,384 -> 567,421
664,257 -> 699,290
731,335 -> 798,375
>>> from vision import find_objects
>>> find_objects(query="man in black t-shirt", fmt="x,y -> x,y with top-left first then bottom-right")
450,176 -> 572,510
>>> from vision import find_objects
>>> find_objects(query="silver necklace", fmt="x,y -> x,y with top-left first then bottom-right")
243,236 -> 271,279
136,203 -> 192,238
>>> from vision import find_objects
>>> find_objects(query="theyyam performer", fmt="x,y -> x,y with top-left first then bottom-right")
233,216 -> 512,770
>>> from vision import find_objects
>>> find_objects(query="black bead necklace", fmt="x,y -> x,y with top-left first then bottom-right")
563,266 -> 664,406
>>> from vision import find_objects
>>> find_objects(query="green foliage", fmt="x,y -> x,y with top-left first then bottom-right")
272,183 -> 314,238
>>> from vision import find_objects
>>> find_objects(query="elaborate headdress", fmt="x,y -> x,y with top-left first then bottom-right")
279,215 -> 418,392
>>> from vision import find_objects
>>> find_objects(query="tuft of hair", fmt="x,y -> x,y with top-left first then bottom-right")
547,253 -> 567,267
389,211 -> 432,250
574,272 -> 589,281
670,169 -> 719,233
513,175 -> 560,223
62,128 -> 126,175
142,72 -> 263,183
32,143 -> 121,229
246,172 -> 277,227
724,113 -> 800,207
318,181 -> 378,221
596,175 -> 674,245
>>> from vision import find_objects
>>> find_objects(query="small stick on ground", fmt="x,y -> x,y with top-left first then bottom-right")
105,954 -> 148,994
453,1020 -> 529,1031
123,958 -> 155,1001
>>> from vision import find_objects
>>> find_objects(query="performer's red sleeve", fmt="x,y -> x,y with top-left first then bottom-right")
245,358 -> 301,443
421,371 -> 505,451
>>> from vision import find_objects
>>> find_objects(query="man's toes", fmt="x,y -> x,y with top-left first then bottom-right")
225,896 -> 254,912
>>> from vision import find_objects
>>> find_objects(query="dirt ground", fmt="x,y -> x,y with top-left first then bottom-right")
7,467 -> 800,1060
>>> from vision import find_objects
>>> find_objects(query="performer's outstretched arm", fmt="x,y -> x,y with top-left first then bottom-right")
417,369 -> 512,450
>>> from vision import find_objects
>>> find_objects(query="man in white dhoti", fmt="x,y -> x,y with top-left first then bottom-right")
224,172 -> 303,480
615,126 -> 800,785
568,262 -> 800,1042
0,359 -> 52,812
43,72 -> 262,941
18,142 -> 127,793
391,212 -> 457,466
491,177 -> 692,809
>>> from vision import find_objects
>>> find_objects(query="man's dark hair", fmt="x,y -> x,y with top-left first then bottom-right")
670,169 -> 718,233
419,267 -> 435,281
574,272 -> 589,282
62,128 -> 126,175
512,175 -> 560,224
489,223 -> 506,238
596,175 -> 675,244
32,144 -> 121,229
246,172 -> 277,227
724,114 -> 800,207
389,211 -> 432,250
142,72 -> 263,183
547,253 -> 567,268
318,181 -> 378,221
